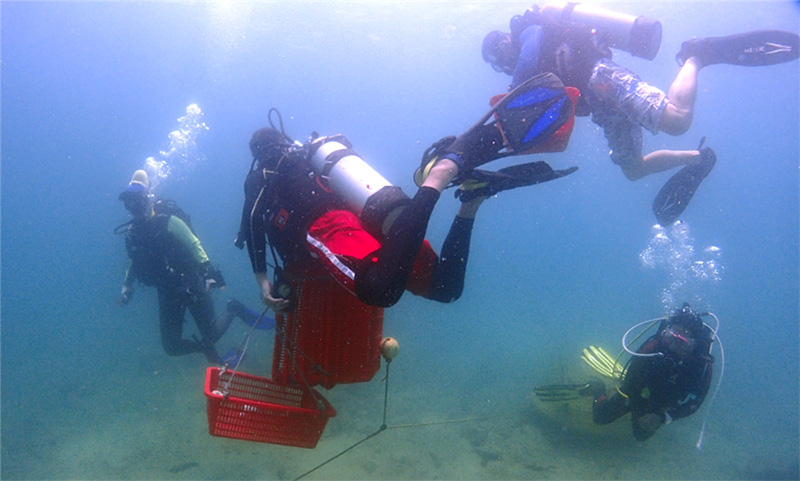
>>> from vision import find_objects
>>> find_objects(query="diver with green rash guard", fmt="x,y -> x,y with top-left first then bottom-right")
118,169 -> 251,363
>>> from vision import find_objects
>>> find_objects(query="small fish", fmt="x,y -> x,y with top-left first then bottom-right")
168,462 -> 199,474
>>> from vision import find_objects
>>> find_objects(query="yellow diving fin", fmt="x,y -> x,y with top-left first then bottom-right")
581,346 -> 624,380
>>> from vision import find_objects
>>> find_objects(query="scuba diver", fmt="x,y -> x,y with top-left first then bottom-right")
117,170 -> 251,363
482,3 -> 800,225
235,75 -> 578,388
535,304 -> 722,442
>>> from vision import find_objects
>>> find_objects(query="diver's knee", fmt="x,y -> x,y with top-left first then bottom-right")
427,286 -> 463,303
620,164 -> 646,181
354,281 -> 402,308
661,122 -> 690,137
446,291 -> 463,303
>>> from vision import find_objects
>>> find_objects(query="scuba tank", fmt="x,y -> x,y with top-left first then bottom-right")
307,134 -> 392,215
307,134 -> 410,240
538,2 -> 662,60
260,107 -> 411,242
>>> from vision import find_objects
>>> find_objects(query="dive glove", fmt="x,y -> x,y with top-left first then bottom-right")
202,262 -> 226,291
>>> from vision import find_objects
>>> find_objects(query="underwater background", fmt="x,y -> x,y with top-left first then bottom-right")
2,1 -> 798,479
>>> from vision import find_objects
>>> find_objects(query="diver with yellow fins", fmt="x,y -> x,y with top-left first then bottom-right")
535,304 -> 724,443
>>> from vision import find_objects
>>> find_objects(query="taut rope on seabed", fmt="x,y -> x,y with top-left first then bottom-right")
292,345 -> 500,481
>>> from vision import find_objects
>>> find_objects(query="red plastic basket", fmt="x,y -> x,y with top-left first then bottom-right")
204,367 -> 336,448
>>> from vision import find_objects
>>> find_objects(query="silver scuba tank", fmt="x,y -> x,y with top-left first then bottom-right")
307,135 -> 393,215
539,2 -> 662,60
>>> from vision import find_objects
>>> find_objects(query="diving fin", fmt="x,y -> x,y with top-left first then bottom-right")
490,86 -> 581,155
455,161 -> 578,202
677,30 -> 800,67
534,380 -> 605,402
653,139 -> 716,226
227,299 -> 274,330
415,72 -> 573,186
581,346 -> 624,380
489,72 -> 574,154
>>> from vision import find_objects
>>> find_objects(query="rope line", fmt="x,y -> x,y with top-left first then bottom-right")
292,358 -> 501,480
218,306 -> 271,397
292,427 -> 385,481
386,415 -> 501,430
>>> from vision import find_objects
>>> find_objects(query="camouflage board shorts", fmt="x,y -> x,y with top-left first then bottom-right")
587,58 -> 669,166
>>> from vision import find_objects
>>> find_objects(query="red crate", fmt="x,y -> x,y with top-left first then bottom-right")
204,367 -> 336,448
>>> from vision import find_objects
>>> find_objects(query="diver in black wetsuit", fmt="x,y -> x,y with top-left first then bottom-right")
236,127 -> 485,310
233,95 -> 578,388
592,304 -> 715,441
235,108 -> 577,311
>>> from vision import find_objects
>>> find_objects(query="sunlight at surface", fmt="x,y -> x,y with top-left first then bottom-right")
205,1 -> 253,48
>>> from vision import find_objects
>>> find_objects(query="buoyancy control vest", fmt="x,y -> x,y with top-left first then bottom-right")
623,336 -> 711,415
537,23 -> 612,116
523,6 -> 664,118
125,213 -> 200,290
259,150 -> 347,267
248,134 -> 410,267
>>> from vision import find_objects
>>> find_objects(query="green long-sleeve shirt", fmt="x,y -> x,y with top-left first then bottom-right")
123,214 -> 209,285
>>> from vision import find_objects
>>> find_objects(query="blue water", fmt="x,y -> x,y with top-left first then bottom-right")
2,2 -> 798,479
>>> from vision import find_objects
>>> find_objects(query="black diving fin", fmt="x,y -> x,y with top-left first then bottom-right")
652,138 -> 716,226
677,30 -> 800,67
534,381 -> 605,403
455,161 -> 578,202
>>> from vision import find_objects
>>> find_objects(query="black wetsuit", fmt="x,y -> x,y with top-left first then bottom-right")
236,151 -> 474,308
124,213 -> 221,359
593,337 -> 713,441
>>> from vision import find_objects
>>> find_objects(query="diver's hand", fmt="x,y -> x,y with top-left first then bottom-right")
118,284 -> 134,306
263,291 -> 291,313
256,272 -> 290,313
205,279 -> 228,292
202,262 -> 227,292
